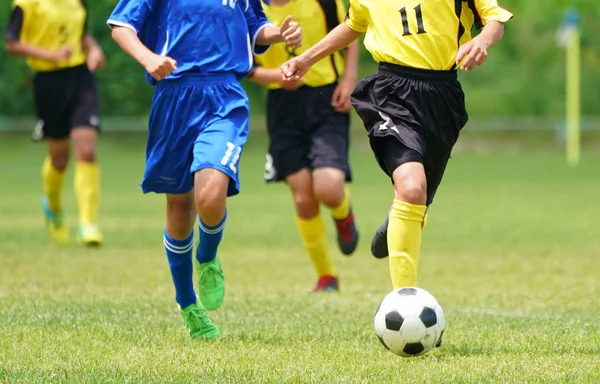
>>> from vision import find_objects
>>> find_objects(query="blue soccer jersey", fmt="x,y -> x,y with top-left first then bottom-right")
107,0 -> 272,84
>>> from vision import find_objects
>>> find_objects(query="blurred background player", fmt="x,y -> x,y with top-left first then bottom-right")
248,0 -> 359,293
281,0 -> 512,291
4,0 -> 105,246
108,0 -> 301,339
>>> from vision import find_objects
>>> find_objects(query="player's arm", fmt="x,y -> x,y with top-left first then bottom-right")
80,1 -> 106,72
281,0 -> 365,81
4,5 -> 71,61
248,66 -> 282,86
111,27 -> 176,81
456,1 -> 513,71
282,23 -> 361,81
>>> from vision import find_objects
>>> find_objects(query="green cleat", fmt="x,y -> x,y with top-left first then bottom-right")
180,302 -> 221,340
197,257 -> 225,311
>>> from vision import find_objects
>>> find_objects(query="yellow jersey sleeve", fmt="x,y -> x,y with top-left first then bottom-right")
345,0 -> 368,33
474,0 -> 513,26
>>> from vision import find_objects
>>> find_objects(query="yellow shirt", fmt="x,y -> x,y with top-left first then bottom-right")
8,0 -> 87,72
256,0 -> 347,89
345,0 -> 513,71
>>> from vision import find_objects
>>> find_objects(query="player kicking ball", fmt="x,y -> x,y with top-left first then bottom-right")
248,0 -> 360,292
108,0 -> 301,340
281,0 -> 512,290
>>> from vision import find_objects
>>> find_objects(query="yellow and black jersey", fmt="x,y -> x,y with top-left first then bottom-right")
256,0 -> 347,89
4,0 -> 88,72
345,0 -> 513,71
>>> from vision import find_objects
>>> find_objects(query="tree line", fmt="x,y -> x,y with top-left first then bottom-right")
1,0 -> 599,117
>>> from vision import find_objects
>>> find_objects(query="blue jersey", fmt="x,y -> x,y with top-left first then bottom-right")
107,0 -> 272,84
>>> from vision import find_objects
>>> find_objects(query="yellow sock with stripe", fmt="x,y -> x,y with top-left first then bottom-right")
295,214 -> 336,277
330,187 -> 351,220
74,161 -> 100,225
387,199 -> 427,289
42,156 -> 66,213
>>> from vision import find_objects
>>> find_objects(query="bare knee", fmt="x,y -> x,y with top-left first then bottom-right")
47,139 -> 70,171
194,169 -> 228,226
286,169 -> 319,219
392,162 -> 427,205
312,168 -> 345,208
166,193 -> 195,240
71,127 -> 97,162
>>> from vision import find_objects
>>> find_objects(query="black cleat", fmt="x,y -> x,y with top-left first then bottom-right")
370,216 -> 389,259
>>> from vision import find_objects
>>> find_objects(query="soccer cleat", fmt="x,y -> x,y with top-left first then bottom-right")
180,302 -> 221,340
76,223 -> 103,247
312,275 -> 339,292
371,216 -> 389,259
333,209 -> 359,256
197,257 -> 225,311
42,197 -> 70,245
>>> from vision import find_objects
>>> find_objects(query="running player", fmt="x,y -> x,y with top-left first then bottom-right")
281,0 -> 512,290
108,0 -> 301,339
5,0 -> 106,246
248,0 -> 359,292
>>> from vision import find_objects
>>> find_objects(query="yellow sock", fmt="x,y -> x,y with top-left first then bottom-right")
330,187 -> 351,220
42,156 -> 66,213
74,161 -> 100,225
295,214 -> 336,277
387,199 -> 427,289
422,211 -> 428,230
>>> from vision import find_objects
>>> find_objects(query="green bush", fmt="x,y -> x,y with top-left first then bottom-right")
1,0 -> 599,117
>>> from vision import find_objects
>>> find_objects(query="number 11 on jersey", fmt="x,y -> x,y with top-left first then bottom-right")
399,4 -> 426,36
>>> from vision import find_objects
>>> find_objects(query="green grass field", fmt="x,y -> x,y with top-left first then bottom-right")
1,132 -> 599,383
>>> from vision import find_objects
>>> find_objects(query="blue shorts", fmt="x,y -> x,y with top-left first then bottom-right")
142,73 -> 249,196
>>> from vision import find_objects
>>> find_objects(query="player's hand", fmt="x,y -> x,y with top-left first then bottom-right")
281,56 -> 309,83
280,76 -> 303,91
456,38 -> 489,72
331,77 -> 354,113
141,54 -> 177,81
279,16 -> 302,48
86,45 -> 106,72
51,46 -> 72,62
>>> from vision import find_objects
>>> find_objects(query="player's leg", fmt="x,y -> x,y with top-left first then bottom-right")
164,191 -> 219,339
265,87 -> 338,292
70,66 -> 103,246
190,79 -> 250,311
33,71 -> 71,244
286,169 -> 339,292
145,80 -> 220,339
309,106 -> 358,256
386,148 -> 428,290
371,202 -> 428,259
42,138 -> 70,244
193,166 -> 228,311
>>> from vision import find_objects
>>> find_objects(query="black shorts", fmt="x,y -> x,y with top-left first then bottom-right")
351,63 -> 469,206
265,83 -> 352,182
32,64 -> 101,141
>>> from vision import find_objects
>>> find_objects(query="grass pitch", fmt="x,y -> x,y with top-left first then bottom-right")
0,132 -> 599,383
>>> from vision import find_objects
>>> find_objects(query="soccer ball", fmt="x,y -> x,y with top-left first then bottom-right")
374,287 -> 445,357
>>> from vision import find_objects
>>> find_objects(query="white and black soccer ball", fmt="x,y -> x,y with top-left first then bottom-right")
374,287 -> 445,357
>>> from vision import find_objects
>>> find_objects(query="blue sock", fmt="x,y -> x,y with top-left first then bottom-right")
163,229 -> 196,309
196,210 -> 227,264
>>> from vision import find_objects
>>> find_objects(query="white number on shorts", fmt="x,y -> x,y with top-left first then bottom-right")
220,141 -> 242,174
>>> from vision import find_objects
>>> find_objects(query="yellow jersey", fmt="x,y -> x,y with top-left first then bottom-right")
345,0 -> 513,70
256,0 -> 347,89
6,0 -> 88,72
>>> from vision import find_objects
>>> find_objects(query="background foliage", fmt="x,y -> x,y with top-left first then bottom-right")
1,0 -> 599,117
